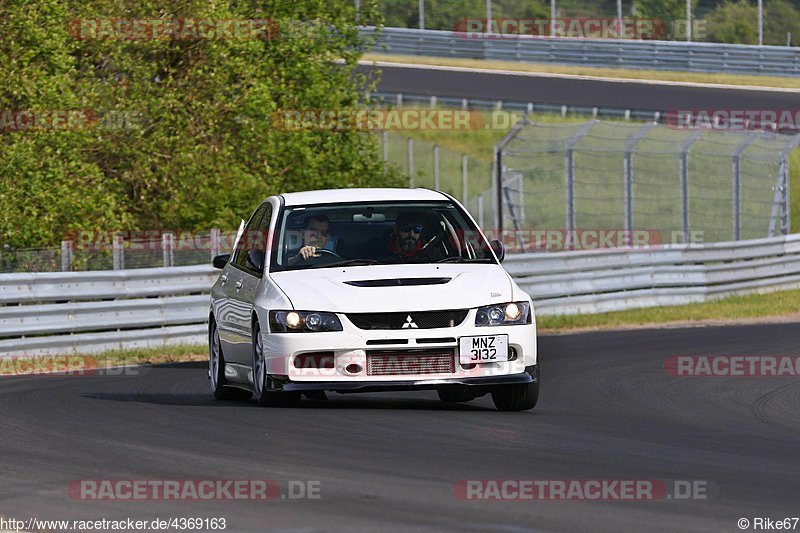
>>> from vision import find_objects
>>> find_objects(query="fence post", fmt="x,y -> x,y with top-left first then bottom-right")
732,133 -> 758,241
776,133 -> 800,235
60,240 -> 73,272
493,118 -> 530,236
564,121 -> 598,241
461,154 -> 468,206
162,232 -> 174,267
396,93 -> 403,108
407,137 -> 414,187
477,194 -> 485,228
382,130 -> 389,169
624,123 -> 657,243
433,144 -> 440,190
679,131 -> 703,243
112,234 -> 124,270
210,228 -> 221,259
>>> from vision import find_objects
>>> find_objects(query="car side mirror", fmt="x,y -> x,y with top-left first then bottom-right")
212,253 -> 230,269
247,249 -> 265,273
490,240 -> 505,263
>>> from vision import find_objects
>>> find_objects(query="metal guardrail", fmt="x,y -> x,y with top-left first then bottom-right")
0,265 -> 217,356
506,234 -> 800,314
2,234 -> 800,356
363,27 -> 800,77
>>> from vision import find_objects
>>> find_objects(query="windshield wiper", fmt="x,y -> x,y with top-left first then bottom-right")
436,257 -> 493,263
324,259 -> 380,267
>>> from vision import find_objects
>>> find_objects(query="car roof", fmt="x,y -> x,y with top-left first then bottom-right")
279,188 -> 449,207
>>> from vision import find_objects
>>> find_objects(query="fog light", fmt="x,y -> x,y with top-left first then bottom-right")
345,363 -> 362,374
508,347 -> 518,361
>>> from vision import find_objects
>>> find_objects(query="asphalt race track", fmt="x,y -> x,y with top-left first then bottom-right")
358,63 -> 800,112
1,323 -> 798,532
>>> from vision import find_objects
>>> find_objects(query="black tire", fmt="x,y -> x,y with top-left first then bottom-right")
491,366 -> 540,412
437,386 -> 473,403
209,320 -> 251,401
252,322 -> 300,407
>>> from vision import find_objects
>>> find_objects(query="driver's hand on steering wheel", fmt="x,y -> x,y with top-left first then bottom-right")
296,245 -> 320,261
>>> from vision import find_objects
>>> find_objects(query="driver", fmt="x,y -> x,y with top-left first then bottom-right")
288,215 -> 335,266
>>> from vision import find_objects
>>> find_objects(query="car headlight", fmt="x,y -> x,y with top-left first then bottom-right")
475,302 -> 531,326
269,311 -> 343,333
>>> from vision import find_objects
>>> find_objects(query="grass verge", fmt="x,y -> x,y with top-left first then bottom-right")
0,344 -> 207,376
537,288 -> 800,333
363,53 -> 800,90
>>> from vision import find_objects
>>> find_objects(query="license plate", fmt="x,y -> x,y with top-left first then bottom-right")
459,335 -> 509,364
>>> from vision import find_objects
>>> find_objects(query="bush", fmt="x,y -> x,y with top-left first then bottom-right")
0,0 -> 402,248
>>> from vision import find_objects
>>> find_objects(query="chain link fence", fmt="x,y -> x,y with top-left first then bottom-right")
0,230 -> 238,274
498,119 -> 800,247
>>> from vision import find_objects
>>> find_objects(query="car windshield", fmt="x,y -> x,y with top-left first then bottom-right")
271,201 -> 496,271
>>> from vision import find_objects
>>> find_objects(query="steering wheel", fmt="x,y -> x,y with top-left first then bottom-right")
313,249 -> 343,259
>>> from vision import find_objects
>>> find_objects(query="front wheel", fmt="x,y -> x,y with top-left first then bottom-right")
252,322 -> 300,407
491,366 -> 539,411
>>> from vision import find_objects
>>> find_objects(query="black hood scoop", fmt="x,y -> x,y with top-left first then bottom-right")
344,277 -> 452,287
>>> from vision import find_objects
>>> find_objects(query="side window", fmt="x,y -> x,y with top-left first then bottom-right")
232,203 -> 270,272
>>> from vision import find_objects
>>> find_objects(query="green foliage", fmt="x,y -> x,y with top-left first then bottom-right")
632,0 -> 697,39
1,0 -> 402,248
705,0 -> 759,43
764,0 -> 800,45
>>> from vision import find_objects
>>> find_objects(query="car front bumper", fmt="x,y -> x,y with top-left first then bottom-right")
260,309 -> 537,385
277,365 -> 539,393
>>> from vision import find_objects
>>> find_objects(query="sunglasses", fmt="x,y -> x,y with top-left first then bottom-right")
399,224 -> 423,234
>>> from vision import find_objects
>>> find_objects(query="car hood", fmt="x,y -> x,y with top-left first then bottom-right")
269,264 -> 514,313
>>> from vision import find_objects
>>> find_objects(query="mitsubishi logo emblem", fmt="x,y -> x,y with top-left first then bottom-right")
401,315 -> 418,329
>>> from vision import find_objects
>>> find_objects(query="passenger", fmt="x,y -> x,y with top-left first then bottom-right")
383,211 -> 445,262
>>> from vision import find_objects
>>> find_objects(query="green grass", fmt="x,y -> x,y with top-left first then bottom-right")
0,344 -> 207,376
538,288 -> 800,333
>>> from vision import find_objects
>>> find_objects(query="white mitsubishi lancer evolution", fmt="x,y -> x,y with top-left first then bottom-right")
208,188 -> 539,411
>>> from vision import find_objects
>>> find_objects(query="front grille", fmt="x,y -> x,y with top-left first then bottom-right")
347,309 -> 469,330
367,350 -> 455,376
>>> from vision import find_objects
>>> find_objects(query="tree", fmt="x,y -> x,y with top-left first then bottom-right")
633,0 -> 698,39
1,0 -> 402,248
705,0 -> 758,44
764,0 -> 800,45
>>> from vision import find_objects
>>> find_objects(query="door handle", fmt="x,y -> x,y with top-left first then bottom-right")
220,274 -> 228,283
235,281 -> 243,290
